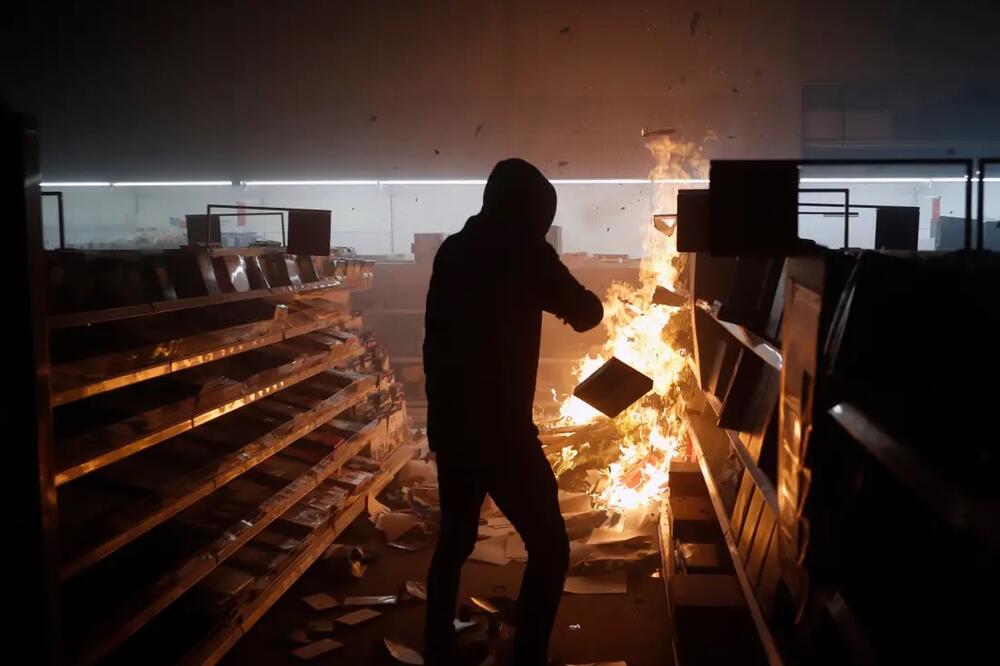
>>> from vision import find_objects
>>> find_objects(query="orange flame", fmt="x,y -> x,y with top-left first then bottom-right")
552,136 -> 708,511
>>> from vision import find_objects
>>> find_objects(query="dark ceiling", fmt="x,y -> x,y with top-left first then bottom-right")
3,0 -> 998,179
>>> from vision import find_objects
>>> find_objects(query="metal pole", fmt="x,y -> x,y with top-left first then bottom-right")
964,161 -> 973,250
844,189 -> 850,249
977,163 -> 985,251
56,192 -> 65,249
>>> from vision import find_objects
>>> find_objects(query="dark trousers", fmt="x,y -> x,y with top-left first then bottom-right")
425,441 -> 569,665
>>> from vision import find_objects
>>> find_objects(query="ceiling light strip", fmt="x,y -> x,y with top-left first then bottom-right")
40,177 -> 1000,188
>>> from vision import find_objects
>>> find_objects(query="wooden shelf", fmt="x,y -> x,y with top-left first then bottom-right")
711,313 -> 782,371
49,273 -> 371,330
181,443 -> 416,666
55,332 -> 364,486
703,394 -> 778,513
59,373 -> 377,579
44,248 -> 409,666
69,416 -> 408,665
51,306 -> 361,406
687,420 -> 782,666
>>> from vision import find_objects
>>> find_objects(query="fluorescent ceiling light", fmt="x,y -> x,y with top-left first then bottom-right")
41,181 -> 112,187
40,176 -> 1000,189
800,176 -> 1000,183
112,181 -> 233,187
242,180 -> 379,186
378,179 -> 488,186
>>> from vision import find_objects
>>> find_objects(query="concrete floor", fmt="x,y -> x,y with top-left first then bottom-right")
223,517 -> 674,665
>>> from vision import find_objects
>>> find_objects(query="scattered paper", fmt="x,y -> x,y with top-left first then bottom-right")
559,491 -> 593,515
583,541 -> 658,564
569,542 -> 594,568
480,497 -> 503,519
367,493 -> 391,521
399,459 -> 438,485
479,517 -> 514,538
343,595 -> 397,606
385,638 -> 424,665
291,639 -> 343,660
478,523 -> 514,539
585,527 -> 652,546
405,580 -> 427,601
505,534 -> 528,560
376,511 -> 425,542
387,534 -> 430,551
301,593 -> 339,611
565,511 -> 606,541
620,504 -> 657,531
469,536 -> 510,566
564,572 -> 628,595
409,485 -> 440,508
336,608 -> 382,626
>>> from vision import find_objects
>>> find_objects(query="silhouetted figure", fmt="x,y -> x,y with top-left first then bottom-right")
423,159 -> 604,665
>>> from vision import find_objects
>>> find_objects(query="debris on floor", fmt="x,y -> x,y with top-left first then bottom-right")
336,608 -> 383,626
301,593 -> 339,611
404,580 -> 427,600
241,432 -> 666,664
291,638 -> 343,660
343,595 -> 398,606
469,535 -> 510,566
384,638 -> 424,664
564,571 -> 628,595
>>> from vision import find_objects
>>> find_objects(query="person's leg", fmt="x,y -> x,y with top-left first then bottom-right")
425,458 -> 486,664
487,442 -> 570,665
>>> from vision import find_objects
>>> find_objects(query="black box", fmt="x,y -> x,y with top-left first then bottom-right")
572,356 -> 653,418
677,189 -> 710,252
186,214 -> 222,245
874,206 -> 919,250
287,209 -> 332,255
709,160 -> 799,256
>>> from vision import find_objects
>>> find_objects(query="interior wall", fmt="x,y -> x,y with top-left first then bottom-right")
41,182 -> 659,256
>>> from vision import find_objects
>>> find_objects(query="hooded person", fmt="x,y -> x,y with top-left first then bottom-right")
423,158 -> 603,665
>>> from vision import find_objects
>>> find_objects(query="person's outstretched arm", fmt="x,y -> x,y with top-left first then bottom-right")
537,243 -> 604,332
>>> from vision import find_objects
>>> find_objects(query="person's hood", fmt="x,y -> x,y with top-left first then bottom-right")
475,158 -> 557,240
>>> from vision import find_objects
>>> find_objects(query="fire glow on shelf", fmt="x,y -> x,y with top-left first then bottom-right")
545,136 -> 704,512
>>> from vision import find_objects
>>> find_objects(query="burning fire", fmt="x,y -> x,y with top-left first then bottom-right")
547,136 -> 707,511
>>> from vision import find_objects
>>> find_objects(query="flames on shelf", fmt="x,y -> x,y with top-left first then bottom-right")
545,136 -> 707,512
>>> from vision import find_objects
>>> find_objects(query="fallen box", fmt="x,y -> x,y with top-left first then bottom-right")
572,357 -> 654,418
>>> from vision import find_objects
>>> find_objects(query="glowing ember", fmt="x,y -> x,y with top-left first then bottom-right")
547,135 -> 707,511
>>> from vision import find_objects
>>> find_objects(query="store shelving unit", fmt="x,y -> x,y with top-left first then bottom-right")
44,246 -> 414,664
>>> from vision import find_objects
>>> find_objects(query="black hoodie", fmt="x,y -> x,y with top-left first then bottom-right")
423,158 -> 604,464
